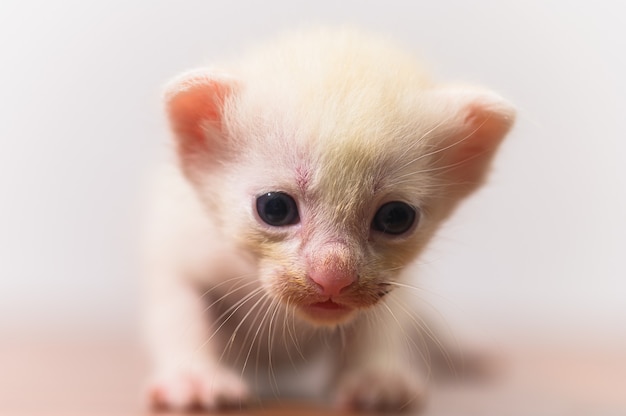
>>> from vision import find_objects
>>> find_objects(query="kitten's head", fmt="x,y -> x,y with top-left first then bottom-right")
165,30 -> 515,326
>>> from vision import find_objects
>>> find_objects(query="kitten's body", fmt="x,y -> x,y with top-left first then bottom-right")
143,28 -> 514,412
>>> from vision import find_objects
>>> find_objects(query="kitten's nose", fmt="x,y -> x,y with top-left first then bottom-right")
307,243 -> 357,296
309,268 -> 356,297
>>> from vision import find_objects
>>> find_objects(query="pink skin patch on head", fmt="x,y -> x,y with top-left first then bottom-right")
294,165 -> 311,193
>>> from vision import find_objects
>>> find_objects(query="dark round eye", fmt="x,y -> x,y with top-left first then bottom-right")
256,192 -> 299,226
372,201 -> 418,235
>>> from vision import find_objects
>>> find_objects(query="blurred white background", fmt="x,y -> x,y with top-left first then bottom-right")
1,0 -> 624,342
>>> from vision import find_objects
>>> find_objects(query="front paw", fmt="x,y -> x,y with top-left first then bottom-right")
336,369 -> 425,413
148,366 -> 250,411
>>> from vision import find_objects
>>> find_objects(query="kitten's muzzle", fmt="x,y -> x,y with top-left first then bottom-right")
306,242 -> 358,297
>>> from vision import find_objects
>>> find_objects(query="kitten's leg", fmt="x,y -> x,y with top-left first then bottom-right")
144,271 -> 250,410
335,301 -> 426,413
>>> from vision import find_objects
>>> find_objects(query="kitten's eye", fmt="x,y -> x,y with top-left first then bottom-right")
256,192 -> 300,226
372,201 -> 418,235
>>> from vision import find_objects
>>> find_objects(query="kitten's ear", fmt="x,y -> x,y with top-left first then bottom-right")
164,70 -> 237,175
432,87 -> 515,198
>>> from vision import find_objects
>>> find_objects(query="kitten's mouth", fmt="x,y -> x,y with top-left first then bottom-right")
309,300 -> 346,310
299,299 -> 355,325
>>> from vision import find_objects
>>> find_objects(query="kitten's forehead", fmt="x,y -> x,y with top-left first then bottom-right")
239,88 -> 438,190
232,32 -> 443,221
315,124 -> 433,220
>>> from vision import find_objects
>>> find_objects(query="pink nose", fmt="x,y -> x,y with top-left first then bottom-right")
308,268 -> 355,296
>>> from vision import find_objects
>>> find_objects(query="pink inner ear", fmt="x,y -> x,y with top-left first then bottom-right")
441,99 -> 515,195
167,77 -> 231,157
464,102 -> 511,154
450,105 -> 501,165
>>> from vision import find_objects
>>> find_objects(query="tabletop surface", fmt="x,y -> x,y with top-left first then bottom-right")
1,332 -> 625,416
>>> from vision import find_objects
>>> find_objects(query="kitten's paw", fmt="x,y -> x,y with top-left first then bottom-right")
148,367 -> 250,411
336,369 -> 425,413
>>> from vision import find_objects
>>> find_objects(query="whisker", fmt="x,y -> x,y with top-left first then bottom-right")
194,286 -> 265,357
387,118 -> 450,175
381,115 -> 492,194
384,280 -> 464,351
173,275 -> 256,358
288,301 -> 306,361
231,297 -> 271,357
384,281 -> 455,303
226,292 -> 270,363
405,115 -> 489,168
212,286 -> 265,332
389,295 -> 458,378
197,274 -> 255,303
240,296 -> 273,379
207,287 -> 266,362
379,300 -> 430,377
338,325 -> 347,351
281,297 -> 300,371
201,278 -> 261,316
266,300 -> 282,396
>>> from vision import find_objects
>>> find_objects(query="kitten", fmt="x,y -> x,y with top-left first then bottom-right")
142,28 -> 515,412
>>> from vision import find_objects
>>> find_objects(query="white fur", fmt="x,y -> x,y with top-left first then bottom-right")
142,28 -> 515,412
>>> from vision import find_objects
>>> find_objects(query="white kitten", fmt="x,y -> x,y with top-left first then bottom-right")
142,28 -> 515,412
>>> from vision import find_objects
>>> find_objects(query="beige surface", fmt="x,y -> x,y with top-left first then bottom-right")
1,334 -> 625,416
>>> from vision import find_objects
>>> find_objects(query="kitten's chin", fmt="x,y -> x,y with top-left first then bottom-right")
298,301 -> 357,326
